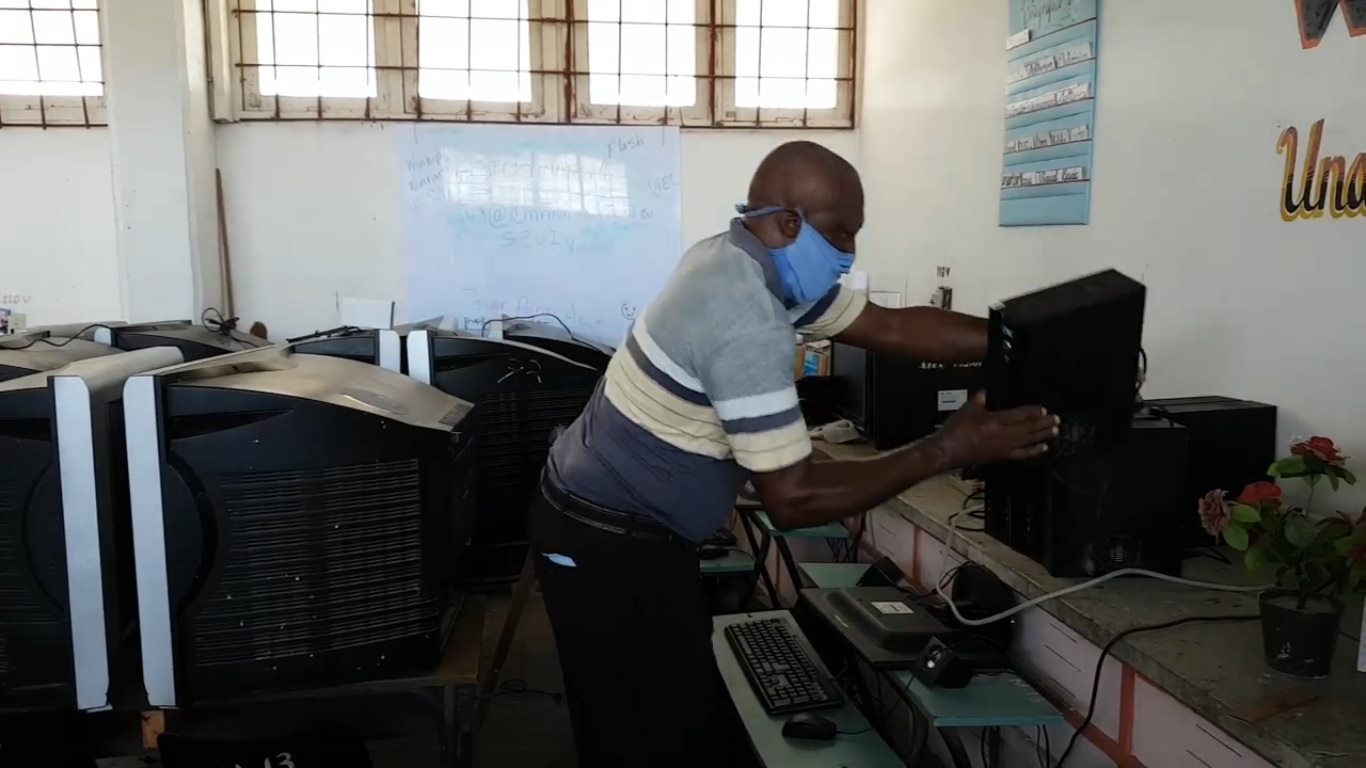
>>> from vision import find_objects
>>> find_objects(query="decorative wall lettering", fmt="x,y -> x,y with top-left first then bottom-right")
1295,0 -> 1366,49
1277,120 -> 1366,221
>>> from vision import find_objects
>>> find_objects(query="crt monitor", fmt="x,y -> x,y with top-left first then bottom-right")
406,330 -> 602,581
0,348 -> 182,713
97,321 -> 270,362
124,345 -> 478,706
0,332 -> 122,384
503,320 -> 614,371
290,327 -> 403,372
829,343 -> 982,451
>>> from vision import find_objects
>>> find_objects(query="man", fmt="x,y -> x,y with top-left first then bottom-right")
530,141 -> 1057,765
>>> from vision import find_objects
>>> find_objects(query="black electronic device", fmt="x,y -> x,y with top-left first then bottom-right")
984,269 -> 1146,572
781,713 -> 838,741
990,415 -> 1188,577
857,556 -> 905,588
800,587 -> 951,668
290,327 -> 403,372
125,345 -> 478,706
503,320 -> 614,371
697,545 -> 729,560
407,329 -> 602,582
703,528 -> 737,547
1145,396 -> 1277,547
0,347 -> 183,713
830,342 -> 983,450
0,332 -> 121,383
912,638 -> 975,689
98,321 -> 270,363
723,618 -> 843,715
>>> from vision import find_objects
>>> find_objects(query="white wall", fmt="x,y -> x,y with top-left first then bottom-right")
0,129 -> 121,326
860,0 -> 1366,503
217,123 -> 859,340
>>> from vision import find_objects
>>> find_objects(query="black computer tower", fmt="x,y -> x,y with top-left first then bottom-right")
830,343 -> 983,450
989,417 -> 1187,577
1144,396 -> 1277,547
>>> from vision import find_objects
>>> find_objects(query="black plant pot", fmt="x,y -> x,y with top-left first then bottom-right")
1259,590 -> 1343,679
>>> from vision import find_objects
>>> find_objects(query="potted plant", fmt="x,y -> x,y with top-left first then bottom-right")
1198,436 -> 1366,678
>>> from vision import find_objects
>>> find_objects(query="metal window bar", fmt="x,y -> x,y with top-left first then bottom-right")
0,0 -> 105,127
227,0 -> 854,127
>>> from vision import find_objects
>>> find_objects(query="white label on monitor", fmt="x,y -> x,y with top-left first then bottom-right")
938,389 -> 969,412
872,601 -> 914,615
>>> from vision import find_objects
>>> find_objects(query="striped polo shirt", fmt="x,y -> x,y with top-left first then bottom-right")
545,218 -> 867,541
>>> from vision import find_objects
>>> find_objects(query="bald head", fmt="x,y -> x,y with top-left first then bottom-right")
744,141 -> 863,254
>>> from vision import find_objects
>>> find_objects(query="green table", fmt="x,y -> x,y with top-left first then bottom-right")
797,562 -> 871,589
700,548 -> 758,575
736,502 -> 851,608
712,611 -> 902,768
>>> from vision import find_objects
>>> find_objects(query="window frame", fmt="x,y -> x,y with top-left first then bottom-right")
0,2 -> 108,127
207,0 -> 857,128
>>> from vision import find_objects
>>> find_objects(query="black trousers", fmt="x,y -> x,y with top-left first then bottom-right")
528,488 -> 753,768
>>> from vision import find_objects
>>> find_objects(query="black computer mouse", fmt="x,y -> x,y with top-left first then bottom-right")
782,712 -> 838,741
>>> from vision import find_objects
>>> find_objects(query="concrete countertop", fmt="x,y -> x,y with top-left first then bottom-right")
815,441 -> 1366,768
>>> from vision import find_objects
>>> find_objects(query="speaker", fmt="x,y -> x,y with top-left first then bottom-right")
912,638 -> 975,689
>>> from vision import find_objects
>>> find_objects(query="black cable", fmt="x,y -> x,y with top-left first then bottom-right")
979,727 -> 989,768
1,324 -> 111,350
837,726 -> 874,736
201,307 -> 239,335
489,678 -> 563,704
1053,614 -> 1258,767
482,313 -> 578,342
286,325 -> 363,344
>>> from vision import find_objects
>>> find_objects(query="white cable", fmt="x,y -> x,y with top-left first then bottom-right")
932,511 -> 1272,628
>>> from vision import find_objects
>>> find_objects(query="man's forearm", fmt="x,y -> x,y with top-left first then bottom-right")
754,439 -> 949,530
836,304 -> 988,363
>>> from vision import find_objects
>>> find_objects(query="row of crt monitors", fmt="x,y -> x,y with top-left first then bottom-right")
0,320 -> 610,714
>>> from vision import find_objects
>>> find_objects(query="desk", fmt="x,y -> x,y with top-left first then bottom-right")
816,440 -> 1366,767
737,503 -> 851,607
700,548 -> 758,575
712,611 -> 902,768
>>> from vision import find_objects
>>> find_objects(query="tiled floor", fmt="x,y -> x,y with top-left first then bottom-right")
475,592 -> 578,768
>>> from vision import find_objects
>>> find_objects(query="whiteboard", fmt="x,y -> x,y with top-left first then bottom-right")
399,123 -> 683,348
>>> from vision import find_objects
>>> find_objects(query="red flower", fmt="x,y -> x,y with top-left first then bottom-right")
1198,489 -> 1231,537
1291,436 -> 1345,464
1236,481 -> 1282,507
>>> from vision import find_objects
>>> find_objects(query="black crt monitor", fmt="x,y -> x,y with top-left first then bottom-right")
0,348 -> 183,713
0,332 -> 122,384
97,321 -> 270,363
406,329 -> 603,581
984,269 -> 1146,575
124,346 -> 478,706
503,320 -> 614,371
829,343 -> 982,451
290,327 -> 403,372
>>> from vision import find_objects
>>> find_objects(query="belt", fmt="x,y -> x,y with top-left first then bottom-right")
540,475 -> 688,546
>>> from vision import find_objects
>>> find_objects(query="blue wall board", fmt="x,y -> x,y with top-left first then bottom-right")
1000,0 -> 1100,226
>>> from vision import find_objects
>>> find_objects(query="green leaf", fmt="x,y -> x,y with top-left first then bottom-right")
1245,544 -> 1269,572
1285,516 -> 1317,548
1224,525 -> 1250,551
1342,469 -> 1357,485
1334,536 -> 1353,557
1273,456 -> 1307,477
1329,472 -> 1341,491
1230,504 -> 1261,524
1305,473 -> 1323,488
1303,453 -> 1327,473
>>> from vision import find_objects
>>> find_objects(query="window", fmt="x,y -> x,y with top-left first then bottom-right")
211,0 -> 855,126
0,0 -> 105,126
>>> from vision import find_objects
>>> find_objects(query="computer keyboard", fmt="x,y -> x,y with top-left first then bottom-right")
725,618 -> 844,715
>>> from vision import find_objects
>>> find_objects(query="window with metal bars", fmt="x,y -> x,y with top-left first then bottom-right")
0,0 -> 105,126
209,0 -> 856,127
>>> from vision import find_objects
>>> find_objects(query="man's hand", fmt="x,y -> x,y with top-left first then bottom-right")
930,392 -> 1059,469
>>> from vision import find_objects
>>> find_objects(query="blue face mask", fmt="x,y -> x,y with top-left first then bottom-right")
737,204 -> 855,305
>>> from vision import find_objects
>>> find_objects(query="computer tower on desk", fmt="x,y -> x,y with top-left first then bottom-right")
125,346 -> 477,706
984,269 -> 1147,573
0,348 -> 182,713
1144,396 -> 1277,547
830,343 -> 983,450
407,330 -> 602,583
